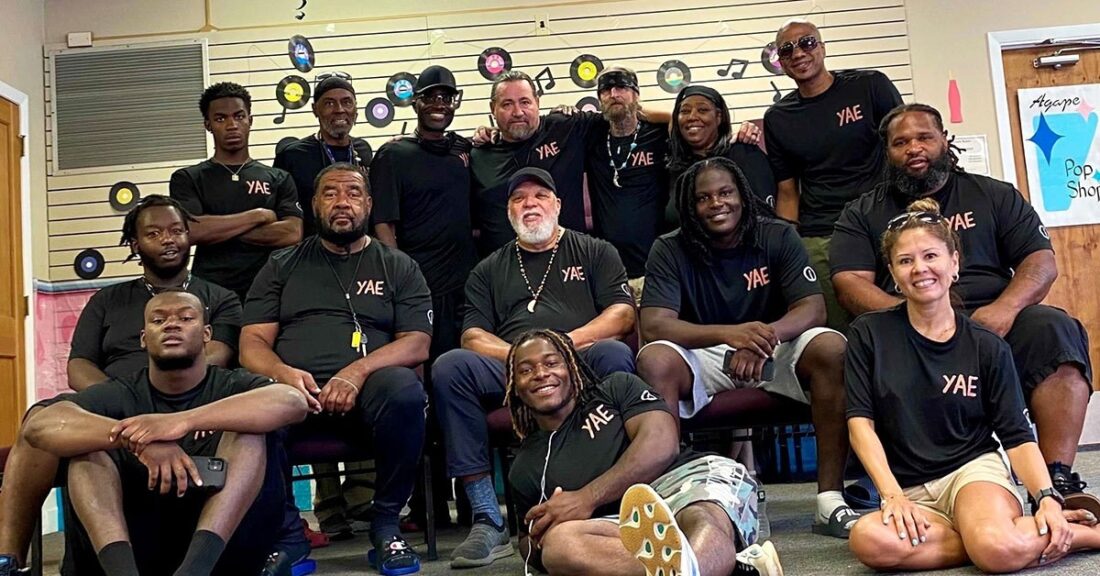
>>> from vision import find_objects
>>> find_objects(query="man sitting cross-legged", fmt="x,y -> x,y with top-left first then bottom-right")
16,290 -> 309,576
506,328 -> 783,576
635,156 -> 857,538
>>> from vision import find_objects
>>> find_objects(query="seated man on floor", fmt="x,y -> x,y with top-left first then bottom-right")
67,195 -> 241,391
635,157 -> 856,538
16,290 -> 308,576
830,102 -> 1099,512
506,328 -> 782,576
240,162 -> 432,575
433,167 -> 636,568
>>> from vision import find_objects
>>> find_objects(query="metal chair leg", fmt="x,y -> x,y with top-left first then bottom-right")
423,454 -> 438,561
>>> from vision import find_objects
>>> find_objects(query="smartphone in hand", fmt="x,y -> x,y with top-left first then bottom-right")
723,349 -> 775,381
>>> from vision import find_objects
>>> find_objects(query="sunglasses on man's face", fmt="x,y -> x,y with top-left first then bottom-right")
777,35 -> 820,60
886,211 -> 945,231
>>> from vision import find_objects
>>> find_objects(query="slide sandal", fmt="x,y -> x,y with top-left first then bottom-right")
843,476 -> 881,511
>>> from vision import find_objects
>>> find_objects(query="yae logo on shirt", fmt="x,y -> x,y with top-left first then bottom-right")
246,180 -> 272,195
356,279 -> 385,296
561,266 -> 587,282
581,404 -> 616,439
743,266 -> 770,290
536,141 -> 561,160
836,104 -> 864,127
630,151 -> 655,167
942,373 -> 979,398
945,211 -> 977,231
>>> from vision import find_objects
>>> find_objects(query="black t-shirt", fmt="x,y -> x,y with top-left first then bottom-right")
764,69 -> 903,237
273,135 -> 371,237
464,229 -> 633,343
243,236 -> 432,382
642,219 -> 821,325
845,304 -> 1035,487
470,113 -> 602,255
585,120 -> 671,278
66,366 -> 273,456
509,372 -> 699,523
830,172 -> 1053,309
68,276 -> 242,381
169,160 -> 303,296
369,134 -> 477,294
668,142 -> 778,213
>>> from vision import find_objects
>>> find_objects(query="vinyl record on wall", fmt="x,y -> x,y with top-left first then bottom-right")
477,47 -> 513,81
366,97 -> 395,127
275,75 -> 312,109
656,60 -> 691,93
761,42 -> 784,75
576,96 -> 600,113
386,72 -> 417,107
108,181 -> 140,212
74,249 -> 105,280
288,35 -> 315,73
569,54 -> 604,88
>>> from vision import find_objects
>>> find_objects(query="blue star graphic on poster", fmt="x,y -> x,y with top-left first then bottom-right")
1026,113 -> 1062,164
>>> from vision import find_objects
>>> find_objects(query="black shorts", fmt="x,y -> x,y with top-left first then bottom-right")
60,434 -> 284,576
1002,304 -> 1092,396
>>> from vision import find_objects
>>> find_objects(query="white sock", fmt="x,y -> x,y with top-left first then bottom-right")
816,490 -> 848,522
680,536 -> 701,576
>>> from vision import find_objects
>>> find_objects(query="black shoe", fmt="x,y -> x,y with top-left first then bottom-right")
369,534 -> 421,575
260,550 -> 316,576
1052,468 -> 1100,518
0,555 -> 29,576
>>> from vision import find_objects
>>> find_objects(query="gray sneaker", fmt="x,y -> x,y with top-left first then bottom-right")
450,521 -> 513,568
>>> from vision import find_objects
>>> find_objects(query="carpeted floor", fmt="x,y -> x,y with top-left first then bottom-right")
35,449 -> 1100,575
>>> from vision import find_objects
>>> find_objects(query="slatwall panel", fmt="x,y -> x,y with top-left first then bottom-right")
43,0 -> 912,282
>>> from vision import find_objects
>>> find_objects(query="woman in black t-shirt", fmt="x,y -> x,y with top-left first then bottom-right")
846,198 -> 1100,572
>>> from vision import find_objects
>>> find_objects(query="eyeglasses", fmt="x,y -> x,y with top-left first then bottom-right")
777,35 -> 820,60
417,90 -> 463,108
886,211 -> 944,231
315,71 -> 352,83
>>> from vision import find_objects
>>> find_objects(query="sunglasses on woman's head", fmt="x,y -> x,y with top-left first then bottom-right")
886,211 -> 945,231
777,35 -> 820,60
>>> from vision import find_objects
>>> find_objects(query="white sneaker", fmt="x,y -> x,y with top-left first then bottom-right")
619,483 -> 699,576
734,541 -> 783,576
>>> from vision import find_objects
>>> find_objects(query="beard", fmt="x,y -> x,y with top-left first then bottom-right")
601,99 -> 641,124
138,249 -> 191,280
509,206 -> 560,245
317,213 -> 367,246
151,351 -> 198,371
501,121 -> 537,142
887,151 -> 953,200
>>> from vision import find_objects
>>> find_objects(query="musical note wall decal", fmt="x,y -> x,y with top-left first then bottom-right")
535,66 -> 556,96
716,58 -> 749,79
770,81 -> 782,103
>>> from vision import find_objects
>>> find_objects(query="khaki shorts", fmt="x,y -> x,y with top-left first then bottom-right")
639,327 -> 840,418
627,276 -> 645,307
901,451 -> 1023,526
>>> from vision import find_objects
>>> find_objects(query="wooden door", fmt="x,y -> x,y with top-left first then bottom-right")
1003,46 -> 1100,392
0,96 -> 26,445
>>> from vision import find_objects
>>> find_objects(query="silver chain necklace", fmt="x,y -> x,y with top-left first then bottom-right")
516,228 -> 564,313
141,272 -> 192,297
211,158 -> 252,182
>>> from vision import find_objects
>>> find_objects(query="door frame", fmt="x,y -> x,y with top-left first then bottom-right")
0,80 -> 36,409
988,23 -> 1100,186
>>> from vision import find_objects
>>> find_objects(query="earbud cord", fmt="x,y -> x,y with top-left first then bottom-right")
524,429 -> 558,576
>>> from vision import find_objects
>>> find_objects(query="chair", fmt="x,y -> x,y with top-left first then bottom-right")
284,431 -> 439,561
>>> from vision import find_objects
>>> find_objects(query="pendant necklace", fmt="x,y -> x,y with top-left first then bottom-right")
322,241 -> 370,357
516,228 -> 564,314
606,127 -> 639,188
319,131 -> 355,166
141,272 -> 192,297
212,158 -> 252,182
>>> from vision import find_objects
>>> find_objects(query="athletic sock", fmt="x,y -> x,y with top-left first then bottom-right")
97,541 -> 140,576
172,530 -> 226,576
370,514 -> 401,546
464,476 -> 504,527
679,536 -> 701,576
816,490 -> 848,522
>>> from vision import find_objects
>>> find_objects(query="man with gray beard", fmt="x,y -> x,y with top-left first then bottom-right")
432,167 -> 637,568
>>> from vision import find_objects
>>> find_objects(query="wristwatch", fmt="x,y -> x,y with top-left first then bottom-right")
1034,487 -> 1065,507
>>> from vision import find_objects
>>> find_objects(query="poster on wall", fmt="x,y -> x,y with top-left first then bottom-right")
1018,84 -> 1100,228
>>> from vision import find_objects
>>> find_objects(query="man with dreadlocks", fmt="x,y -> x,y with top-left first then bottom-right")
830,102 -> 1100,515
66,195 -> 242,391
504,328 -> 783,576
636,156 -> 857,539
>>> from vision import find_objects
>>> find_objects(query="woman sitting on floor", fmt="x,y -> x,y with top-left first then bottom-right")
844,197 -> 1100,572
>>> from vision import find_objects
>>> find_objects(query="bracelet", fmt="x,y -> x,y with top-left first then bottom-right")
329,376 -> 360,390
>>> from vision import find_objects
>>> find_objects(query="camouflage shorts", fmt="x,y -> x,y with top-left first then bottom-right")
651,454 -> 760,547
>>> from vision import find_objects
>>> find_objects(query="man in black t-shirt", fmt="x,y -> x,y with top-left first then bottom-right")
433,167 -> 636,568
830,103 -> 1098,512
636,157 -> 858,539
67,195 -> 240,392
275,72 -> 372,237
505,329 -> 780,576
240,163 -> 432,575
763,20 -> 903,332
10,290 -> 309,576
372,65 -> 476,364
170,82 -> 303,300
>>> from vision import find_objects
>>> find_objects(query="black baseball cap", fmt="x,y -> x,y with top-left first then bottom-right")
314,72 -> 355,102
597,66 -> 639,93
507,167 -> 557,197
415,65 -> 458,95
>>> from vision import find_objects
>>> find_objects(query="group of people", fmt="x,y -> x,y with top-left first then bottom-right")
1,17 -> 1099,576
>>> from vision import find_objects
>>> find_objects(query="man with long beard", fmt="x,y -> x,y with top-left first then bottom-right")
433,167 -> 637,568
240,163 -> 433,575
830,103 -> 1100,516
